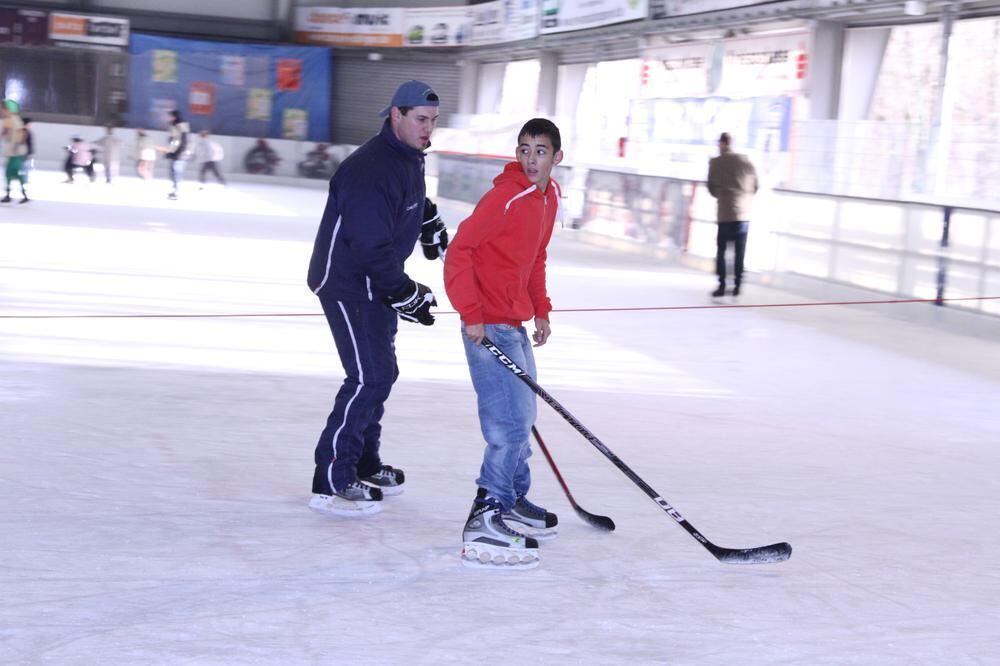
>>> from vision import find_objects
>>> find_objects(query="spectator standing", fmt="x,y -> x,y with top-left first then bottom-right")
707,132 -> 758,298
93,126 -> 122,184
135,129 -> 156,181
195,130 -> 226,187
1,102 -> 29,203
159,110 -> 190,200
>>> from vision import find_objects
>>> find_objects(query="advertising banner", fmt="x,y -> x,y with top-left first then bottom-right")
0,8 -> 49,46
640,41 -> 713,98
49,12 -> 129,48
294,6 -> 405,47
128,33 -> 332,141
643,32 -> 809,98
718,32 -> 809,96
401,7 -> 470,47
294,3 -> 537,48
650,0 -> 772,19
541,0 -> 648,35
468,0 -> 538,45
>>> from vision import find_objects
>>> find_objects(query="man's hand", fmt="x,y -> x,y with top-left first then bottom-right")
532,318 -> 551,347
464,322 -> 485,344
420,197 -> 449,260
384,280 -> 437,326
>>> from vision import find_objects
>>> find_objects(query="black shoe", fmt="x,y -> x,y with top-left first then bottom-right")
732,284 -> 741,297
711,286 -> 726,298
19,196 -> 29,204
0,195 -> 10,203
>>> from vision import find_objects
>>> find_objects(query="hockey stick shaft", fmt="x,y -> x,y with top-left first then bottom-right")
532,426 -> 615,531
481,337 -> 791,564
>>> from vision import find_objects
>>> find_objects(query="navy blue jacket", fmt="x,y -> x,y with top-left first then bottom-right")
307,121 -> 426,301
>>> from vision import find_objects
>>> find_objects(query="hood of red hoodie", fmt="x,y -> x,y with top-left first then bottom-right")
494,161 -> 534,191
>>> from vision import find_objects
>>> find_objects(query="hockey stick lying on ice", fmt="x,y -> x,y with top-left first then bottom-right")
532,426 -> 615,531
482,337 -> 792,565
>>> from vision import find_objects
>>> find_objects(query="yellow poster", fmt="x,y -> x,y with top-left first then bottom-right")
246,88 -> 272,121
282,109 -> 308,139
152,50 -> 177,83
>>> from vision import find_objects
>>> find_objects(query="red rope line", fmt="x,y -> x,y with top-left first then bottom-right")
2,296 -> 997,319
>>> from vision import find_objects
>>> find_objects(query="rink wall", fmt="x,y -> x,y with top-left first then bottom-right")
23,120 -> 998,318
26,121 -> 358,189
438,152 -> 1000,318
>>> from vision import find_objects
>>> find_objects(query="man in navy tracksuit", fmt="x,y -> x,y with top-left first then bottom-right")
306,81 -> 448,517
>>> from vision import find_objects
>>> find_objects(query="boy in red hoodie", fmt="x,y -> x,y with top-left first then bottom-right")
444,118 -> 563,569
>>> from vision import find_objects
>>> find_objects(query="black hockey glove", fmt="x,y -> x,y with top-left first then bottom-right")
384,280 -> 437,326
420,197 -> 449,260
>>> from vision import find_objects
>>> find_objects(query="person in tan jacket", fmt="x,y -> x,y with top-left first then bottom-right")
707,132 -> 758,297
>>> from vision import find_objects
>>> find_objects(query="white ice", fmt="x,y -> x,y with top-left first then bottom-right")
2,171 -> 1000,664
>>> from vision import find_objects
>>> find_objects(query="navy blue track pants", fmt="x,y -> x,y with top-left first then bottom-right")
312,296 -> 399,494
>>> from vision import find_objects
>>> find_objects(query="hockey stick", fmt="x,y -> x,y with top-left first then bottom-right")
482,337 -> 792,565
532,426 -> 615,531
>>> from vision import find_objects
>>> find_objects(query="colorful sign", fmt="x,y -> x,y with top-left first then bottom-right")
49,12 -> 129,47
541,0 -> 648,35
402,7 -> 470,47
152,50 -> 178,83
276,59 -> 303,91
650,0 -> 772,19
282,108 -> 308,140
468,0 -> 538,45
246,88 -> 272,121
294,4 -> 539,47
220,56 -> 246,86
189,82 -> 216,115
294,7 -> 405,47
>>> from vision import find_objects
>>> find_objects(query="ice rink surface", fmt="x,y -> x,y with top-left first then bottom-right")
3,172 -> 1000,664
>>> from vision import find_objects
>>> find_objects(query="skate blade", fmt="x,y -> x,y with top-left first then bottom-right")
308,494 -> 382,517
461,543 -> 539,570
505,523 -> 558,541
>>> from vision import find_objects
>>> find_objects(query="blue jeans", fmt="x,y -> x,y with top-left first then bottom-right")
461,324 -> 537,511
169,159 -> 186,194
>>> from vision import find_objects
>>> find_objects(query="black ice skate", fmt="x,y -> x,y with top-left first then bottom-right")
461,489 -> 539,570
309,480 -> 383,517
360,464 -> 405,496
503,495 -> 558,541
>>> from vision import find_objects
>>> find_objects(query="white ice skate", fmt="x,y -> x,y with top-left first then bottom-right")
309,481 -> 383,517
461,491 -> 539,570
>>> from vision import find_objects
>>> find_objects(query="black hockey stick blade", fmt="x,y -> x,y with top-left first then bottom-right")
573,504 -> 616,531
710,541 -> 793,565
532,427 -> 615,531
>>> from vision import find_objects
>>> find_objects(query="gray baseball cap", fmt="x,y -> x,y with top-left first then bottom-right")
379,80 -> 439,117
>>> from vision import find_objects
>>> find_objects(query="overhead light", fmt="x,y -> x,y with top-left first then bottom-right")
367,52 -> 382,61
903,1 -> 927,16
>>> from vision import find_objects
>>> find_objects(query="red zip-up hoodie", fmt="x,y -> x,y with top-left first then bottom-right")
444,161 -> 560,327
